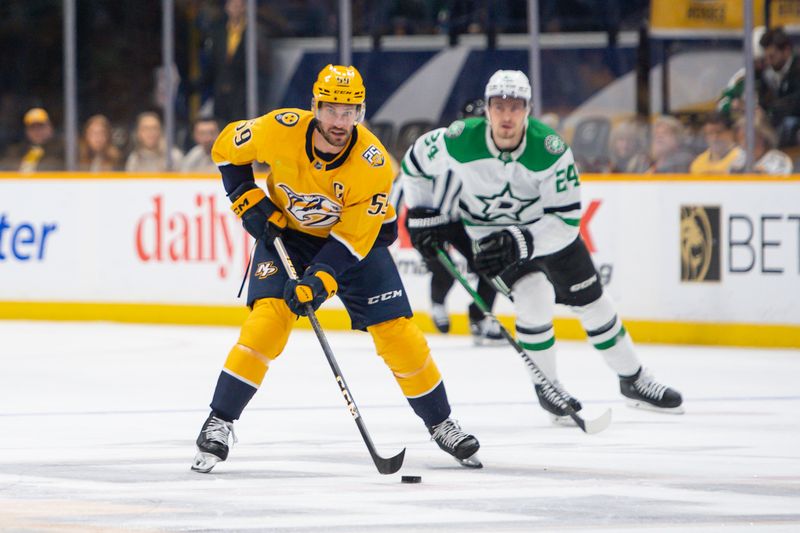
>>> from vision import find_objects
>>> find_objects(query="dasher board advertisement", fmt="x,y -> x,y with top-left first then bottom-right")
1,172 -> 798,346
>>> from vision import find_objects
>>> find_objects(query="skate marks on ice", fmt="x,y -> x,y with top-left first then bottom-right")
1,447 -> 799,532
1,403 -> 798,533
0,321 -> 799,531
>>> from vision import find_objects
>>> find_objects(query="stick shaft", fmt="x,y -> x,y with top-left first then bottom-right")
435,249 -> 608,433
273,236 -> 405,473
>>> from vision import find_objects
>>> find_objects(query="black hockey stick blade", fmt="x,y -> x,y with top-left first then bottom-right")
352,399 -> 406,474
372,446 -> 406,474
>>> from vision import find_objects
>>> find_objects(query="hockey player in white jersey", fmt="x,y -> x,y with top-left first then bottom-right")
401,70 -> 683,423
394,98 -> 503,345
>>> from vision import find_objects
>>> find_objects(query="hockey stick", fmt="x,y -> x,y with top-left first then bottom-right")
273,236 -> 406,474
435,249 -> 612,435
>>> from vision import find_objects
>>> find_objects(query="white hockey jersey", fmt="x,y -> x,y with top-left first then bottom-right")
401,117 -> 582,257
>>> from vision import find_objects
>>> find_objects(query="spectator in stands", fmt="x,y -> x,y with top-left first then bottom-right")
78,114 -> 122,172
180,117 -> 220,173
196,0 -> 270,124
125,112 -> 183,172
647,116 -> 695,173
758,27 -> 800,144
690,113 -> 743,174
4,107 -> 64,172
717,26 -> 766,119
732,118 -> 793,175
606,119 -> 647,173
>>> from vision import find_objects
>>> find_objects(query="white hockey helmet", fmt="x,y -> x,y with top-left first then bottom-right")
484,70 -> 532,105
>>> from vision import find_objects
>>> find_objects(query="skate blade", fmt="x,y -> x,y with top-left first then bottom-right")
191,451 -> 222,473
456,452 -> 483,469
625,399 -> 685,414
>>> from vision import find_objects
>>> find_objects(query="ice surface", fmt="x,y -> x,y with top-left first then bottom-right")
1,320 -> 798,532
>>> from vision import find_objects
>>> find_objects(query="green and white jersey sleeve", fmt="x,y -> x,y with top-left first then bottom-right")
400,127 -> 462,221
403,117 -> 582,257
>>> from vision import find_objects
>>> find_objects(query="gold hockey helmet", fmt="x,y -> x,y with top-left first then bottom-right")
312,64 -> 366,105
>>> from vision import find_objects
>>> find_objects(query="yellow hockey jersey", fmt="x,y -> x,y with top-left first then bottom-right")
689,146 -> 744,175
212,108 -> 396,261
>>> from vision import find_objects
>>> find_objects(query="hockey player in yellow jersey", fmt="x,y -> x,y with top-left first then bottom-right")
192,64 -> 481,473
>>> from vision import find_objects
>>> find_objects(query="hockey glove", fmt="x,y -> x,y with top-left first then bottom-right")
229,182 -> 287,244
283,264 -> 338,316
406,207 -> 450,260
473,226 -> 534,278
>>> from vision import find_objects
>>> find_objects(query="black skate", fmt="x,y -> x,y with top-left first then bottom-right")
191,413 -> 237,473
428,418 -> 482,468
620,367 -> 684,414
469,317 -> 504,346
431,303 -> 450,333
534,382 -> 583,426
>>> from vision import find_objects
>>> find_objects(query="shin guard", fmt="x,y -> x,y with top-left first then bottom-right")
572,293 -> 640,376
211,298 -> 294,420
368,317 -> 450,426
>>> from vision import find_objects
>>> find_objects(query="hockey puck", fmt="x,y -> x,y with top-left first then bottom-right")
401,475 -> 422,484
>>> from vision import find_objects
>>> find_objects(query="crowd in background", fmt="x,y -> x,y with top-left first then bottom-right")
569,26 -> 799,175
575,111 -> 793,176
4,98 -> 795,176
0,0 -> 651,168
0,2 -> 797,176
0,107 -> 220,173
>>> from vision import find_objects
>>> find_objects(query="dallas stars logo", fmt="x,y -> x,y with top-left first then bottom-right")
476,183 -> 537,221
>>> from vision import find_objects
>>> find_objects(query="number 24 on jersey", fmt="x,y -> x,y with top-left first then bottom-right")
555,164 -> 580,192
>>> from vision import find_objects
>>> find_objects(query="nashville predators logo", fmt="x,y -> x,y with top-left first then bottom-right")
275,111 -> 300,127
278,183 -> 342,227
254,261 -> 279,279
361,145 -> 385,167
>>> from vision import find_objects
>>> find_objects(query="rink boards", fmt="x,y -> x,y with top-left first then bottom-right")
0,171 -> 798,347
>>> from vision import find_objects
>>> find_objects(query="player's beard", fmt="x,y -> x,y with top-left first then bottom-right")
317,123 -> 351,148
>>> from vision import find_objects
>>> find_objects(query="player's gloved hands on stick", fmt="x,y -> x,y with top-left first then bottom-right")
473,226 -> 534,277
229,182 -> 287,244
406,207 -> 450,260
283,264 -> 338,316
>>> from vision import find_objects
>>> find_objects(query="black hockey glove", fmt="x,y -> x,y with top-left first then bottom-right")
229,182 -> 287,244
283,264 -> 338,316
406,207 -> 450,260
473,226 -> 534,278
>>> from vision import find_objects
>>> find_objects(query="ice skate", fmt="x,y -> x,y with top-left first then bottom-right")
431,303 -> 450,333
469,317 -> 505,346
534,381 -> 583,426
191,413 -> 237,473
620,367 -> 684,414
428,418 -> 482,468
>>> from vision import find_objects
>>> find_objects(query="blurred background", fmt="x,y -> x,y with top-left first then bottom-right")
2,0 -> 797,176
